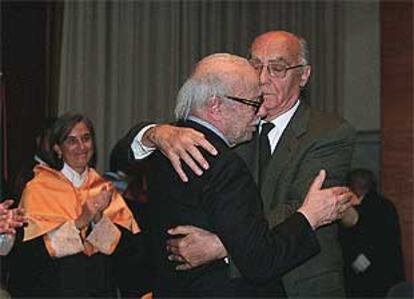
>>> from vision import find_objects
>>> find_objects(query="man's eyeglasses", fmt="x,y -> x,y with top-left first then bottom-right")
224,94 -> 264,113
249,59 -> 308,78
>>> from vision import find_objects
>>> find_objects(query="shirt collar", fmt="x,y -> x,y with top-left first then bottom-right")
187,115 -> 230,146
61,162 -> 88,188
262,99 -> 301,132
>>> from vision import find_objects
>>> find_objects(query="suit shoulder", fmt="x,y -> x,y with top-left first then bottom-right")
308,107 -> 348,127
203,145 -> 246,172
306,107 -> 356,137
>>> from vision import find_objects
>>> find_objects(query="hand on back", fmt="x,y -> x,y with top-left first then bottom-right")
298,170 -> 354,229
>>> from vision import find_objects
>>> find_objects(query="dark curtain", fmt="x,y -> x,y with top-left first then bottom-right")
1,1 -> 62,198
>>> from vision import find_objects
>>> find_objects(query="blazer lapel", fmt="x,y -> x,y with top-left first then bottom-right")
235,129 -> 260,184
260,103 -> 310,211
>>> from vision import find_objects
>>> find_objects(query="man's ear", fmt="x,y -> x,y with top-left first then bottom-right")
207,96 -> 222,118
300,65 -> 311,87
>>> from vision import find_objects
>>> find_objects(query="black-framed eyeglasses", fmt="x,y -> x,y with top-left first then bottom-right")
249,59 -> 308,78
224,94 -> 264,113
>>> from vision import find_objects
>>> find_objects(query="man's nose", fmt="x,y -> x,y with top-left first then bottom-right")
256,104 -> 267,119
259,65 -> 271,85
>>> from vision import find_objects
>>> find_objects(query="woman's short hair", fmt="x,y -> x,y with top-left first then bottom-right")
48,112 -> 97,170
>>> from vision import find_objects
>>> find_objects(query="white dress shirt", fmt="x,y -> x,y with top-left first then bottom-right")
61,162 -> 88,187
261,100 -> 300,154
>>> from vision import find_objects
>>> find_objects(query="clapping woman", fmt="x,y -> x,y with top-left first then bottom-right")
10,113 -> 140,297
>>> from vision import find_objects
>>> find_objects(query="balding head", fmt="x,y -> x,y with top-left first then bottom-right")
174,53 -> 261,146
248,31 -> 311,120
193,53 -> 256,88
251,31 -> 309,65
175,53 -> 258,120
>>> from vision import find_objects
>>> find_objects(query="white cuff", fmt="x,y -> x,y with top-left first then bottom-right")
131,124 -> 157,159
47,220 -> 84,257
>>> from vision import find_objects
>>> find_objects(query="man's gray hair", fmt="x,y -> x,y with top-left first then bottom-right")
174,75 -> 231,120
298,36 -> 309,65
174,53 -> 249,120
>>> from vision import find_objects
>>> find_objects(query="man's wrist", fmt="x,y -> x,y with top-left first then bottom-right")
142,125 -> 157,148
212,234 -> 228,260
297,208 -> 317,230
131,124 -> 157,159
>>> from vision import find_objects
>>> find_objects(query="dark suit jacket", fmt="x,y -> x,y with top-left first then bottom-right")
235,102 -> 356,296
146,119 -> 320,297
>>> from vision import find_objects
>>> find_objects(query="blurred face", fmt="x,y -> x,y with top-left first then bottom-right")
54,121 -> 94,174
250,32 -> 311,121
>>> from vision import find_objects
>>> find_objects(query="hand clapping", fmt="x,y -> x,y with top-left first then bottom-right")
91,184 -> 113,223
75,183 -> 114,230
0,199 -> 26,235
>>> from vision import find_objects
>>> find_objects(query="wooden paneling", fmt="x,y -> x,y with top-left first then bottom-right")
380,1 -> 413,282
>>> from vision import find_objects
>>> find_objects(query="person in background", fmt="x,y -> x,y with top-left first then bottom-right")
340,168 -> 405,297
8,112 -> 140,298
1,118 -> 55,295
0,199 -> 25,255
8,117 -> 57,201
0,199 -> 25,298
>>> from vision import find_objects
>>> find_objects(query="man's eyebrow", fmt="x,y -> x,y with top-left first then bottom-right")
250,56 -> 288,65
268,58 -> 288,64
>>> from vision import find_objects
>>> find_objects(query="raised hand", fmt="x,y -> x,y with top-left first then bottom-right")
92,184 -> 113,223
144,124 -> 218,182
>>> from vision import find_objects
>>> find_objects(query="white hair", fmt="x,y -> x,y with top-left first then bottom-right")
174,75 -> 231,120
298,36 -> 309,65
174,53 -> 250,120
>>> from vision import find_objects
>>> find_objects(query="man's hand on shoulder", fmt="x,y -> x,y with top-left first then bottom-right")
143,124 -> 218,182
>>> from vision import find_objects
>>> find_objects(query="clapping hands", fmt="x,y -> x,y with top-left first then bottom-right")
75,184 -> 114,230
91,184 -> 113,223
0,199 -> 26,235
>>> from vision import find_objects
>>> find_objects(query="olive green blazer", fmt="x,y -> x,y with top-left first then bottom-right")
235,101 -> 356,297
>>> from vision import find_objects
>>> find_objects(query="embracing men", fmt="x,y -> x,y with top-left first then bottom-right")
118,31 -> 356,297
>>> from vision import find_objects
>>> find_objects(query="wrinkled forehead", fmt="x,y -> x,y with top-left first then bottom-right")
250,33 -> 301,64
